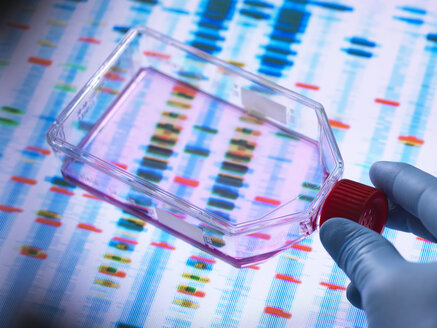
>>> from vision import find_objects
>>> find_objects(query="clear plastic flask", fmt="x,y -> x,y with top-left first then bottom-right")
47,26 -> 387,267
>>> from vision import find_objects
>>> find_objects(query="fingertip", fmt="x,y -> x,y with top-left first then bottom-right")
370,162 -> 437,237
319,217 -> 348,247
369,161 -> 407,190
319,217 -> 402,291
319,217 -> 340,243
319,217 -> 364,261
346,283 -> 363,309
369,161 -> 398,188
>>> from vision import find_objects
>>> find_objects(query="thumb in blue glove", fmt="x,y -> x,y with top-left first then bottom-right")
320,162 -> 437,328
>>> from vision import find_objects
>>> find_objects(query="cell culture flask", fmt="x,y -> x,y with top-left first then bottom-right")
47,26 -> 387,267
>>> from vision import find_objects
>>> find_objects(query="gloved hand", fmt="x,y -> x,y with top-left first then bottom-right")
319,161 -> 437,328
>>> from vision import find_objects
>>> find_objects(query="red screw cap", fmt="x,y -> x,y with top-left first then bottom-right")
319,179 -> 388,234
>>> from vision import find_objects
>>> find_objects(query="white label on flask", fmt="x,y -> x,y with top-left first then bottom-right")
155,208 -> 205,245
241,87 -> 287,124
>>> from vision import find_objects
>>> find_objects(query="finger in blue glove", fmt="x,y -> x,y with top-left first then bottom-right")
370,161 -> 437,241
320,217 -> 437,328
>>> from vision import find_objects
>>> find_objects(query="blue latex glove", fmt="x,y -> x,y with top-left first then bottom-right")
320,161 -> 437,328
